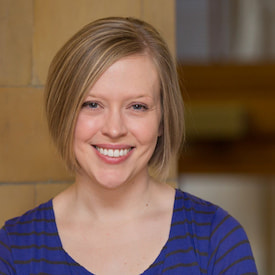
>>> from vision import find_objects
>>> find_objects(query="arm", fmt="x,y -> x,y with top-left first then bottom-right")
0,227 -> 15,275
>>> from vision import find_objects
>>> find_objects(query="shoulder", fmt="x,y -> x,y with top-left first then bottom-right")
2,200 -> 57,249
0,200 -> 55,273
173,189 -> 231,244
175,189 -> 242,225
174,189 -> 220,221
1,200 -> 56,248
1,200 -> 56,252
3,200 -> 54,233
174,189 -> 258,274
175,190 -> 250,243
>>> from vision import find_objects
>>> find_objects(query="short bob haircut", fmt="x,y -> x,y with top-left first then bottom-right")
45,16 -> 184,181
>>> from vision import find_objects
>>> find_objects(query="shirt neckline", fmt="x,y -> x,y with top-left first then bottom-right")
48,188 -> 180,275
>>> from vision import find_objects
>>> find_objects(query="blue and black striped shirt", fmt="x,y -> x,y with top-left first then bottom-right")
0,189 -> 257,274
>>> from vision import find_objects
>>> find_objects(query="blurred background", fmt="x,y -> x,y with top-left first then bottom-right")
0,0 -> 274,274
176,1 -> 275,274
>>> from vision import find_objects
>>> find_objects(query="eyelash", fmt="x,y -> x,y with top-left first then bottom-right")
131,104 -> 148,111
81,101 -> 148,112
82,101 -> 99,109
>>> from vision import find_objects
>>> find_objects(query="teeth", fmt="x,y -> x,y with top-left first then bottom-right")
108,149 -> 114,157
96,147 -> 131,158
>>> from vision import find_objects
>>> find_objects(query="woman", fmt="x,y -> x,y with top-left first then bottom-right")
0,17 -> 257,274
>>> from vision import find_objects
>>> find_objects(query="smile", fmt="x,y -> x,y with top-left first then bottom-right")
95,146 -> 132,158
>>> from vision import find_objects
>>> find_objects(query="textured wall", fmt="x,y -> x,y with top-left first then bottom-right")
0,0 -> 176,225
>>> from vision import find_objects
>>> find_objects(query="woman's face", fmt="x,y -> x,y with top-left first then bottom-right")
74,54 -> 162,189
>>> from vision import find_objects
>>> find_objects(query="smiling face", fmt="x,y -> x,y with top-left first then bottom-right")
74,54 -> 162,189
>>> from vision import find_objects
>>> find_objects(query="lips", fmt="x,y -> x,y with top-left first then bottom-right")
95,146 -> 132,158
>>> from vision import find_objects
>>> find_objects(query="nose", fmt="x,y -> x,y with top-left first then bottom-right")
101,108 -> 128,139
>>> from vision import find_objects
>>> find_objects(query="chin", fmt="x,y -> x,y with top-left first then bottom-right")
97,179 -> 130,191
93,172 -> 132,190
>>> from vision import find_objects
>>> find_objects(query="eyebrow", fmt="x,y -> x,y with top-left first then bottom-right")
132,95 -> 154,99
85,94 -> 155,100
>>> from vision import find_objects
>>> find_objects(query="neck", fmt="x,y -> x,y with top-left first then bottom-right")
69,170 -> 157,223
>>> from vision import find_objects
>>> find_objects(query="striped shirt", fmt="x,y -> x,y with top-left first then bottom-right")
0,189 -> 257,274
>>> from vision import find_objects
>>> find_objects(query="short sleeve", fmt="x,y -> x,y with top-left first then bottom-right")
0,226 -> 15,275
208,208 -> 258,274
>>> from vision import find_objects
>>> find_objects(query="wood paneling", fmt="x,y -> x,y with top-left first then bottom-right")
178,64 -> 275,174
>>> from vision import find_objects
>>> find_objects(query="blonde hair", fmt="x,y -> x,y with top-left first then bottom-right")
45,17 -> 184,180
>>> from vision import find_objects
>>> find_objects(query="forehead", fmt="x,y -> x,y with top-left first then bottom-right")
87,54 -> 160,98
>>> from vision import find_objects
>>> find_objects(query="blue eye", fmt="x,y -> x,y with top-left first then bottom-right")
132,104 -> 148,111
82,102 -> 98,109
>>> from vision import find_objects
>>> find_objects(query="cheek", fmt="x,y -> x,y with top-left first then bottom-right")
74,114 -> 100,141
129,117 -> 160,145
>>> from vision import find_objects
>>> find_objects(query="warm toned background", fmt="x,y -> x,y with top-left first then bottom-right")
1,1 -> 274,274
0,0 -> 176,224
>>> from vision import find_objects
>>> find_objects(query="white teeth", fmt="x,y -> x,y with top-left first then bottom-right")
108,149 -> 114,157
96,146 -> 131,158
